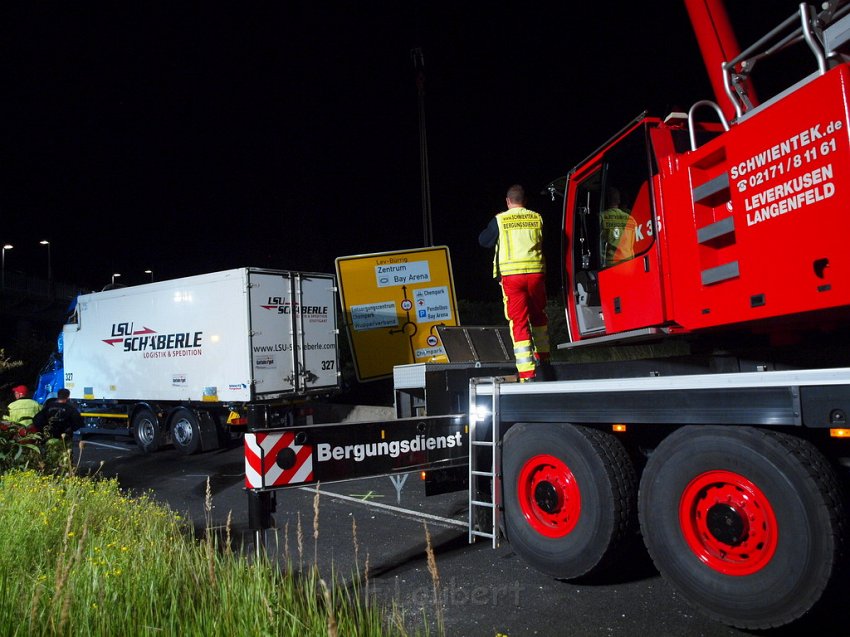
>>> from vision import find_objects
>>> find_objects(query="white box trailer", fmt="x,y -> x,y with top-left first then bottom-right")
62,267 -> 339,454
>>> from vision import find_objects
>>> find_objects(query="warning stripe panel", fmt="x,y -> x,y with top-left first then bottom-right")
245,433 -> 264,487
266,431 -> 295,460
278,442 -> 314,485
244,431 -> 314,489
244,433 -> 263,488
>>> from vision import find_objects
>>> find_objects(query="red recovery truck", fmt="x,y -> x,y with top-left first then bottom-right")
245,1 -> 850,629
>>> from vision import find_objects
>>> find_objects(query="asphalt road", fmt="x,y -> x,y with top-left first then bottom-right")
70,432 -> 803,637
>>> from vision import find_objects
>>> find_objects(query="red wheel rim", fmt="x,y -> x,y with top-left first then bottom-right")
679,470 -> 778,576
516,454 -> 580,538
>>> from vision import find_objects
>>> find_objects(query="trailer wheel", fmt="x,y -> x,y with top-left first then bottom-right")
638,426 -> 845,630
170,408 -> 201,455
132,408 -> 164,453
502,422 -> 636,579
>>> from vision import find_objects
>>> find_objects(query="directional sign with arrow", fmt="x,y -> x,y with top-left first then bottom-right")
335,247 -> 459,381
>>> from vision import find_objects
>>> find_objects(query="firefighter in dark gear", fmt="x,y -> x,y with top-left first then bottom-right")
479,184 -> 550,381
33,388 -> 84,440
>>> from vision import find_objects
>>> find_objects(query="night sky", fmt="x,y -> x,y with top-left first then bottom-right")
2,2 -> 807,301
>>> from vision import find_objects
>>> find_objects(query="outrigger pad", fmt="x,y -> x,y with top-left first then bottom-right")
436,325 -> 513,364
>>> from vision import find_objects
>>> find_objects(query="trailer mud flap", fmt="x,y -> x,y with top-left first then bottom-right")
198,411 -> 221,452
244,414 -> 468,491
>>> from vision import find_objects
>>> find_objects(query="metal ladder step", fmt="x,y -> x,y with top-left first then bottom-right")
467,376 -> 503,549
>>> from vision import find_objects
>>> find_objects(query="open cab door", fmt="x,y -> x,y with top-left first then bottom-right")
562,116 -> 667,343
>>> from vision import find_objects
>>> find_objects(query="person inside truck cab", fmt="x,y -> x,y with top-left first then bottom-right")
2,385 -> 41,426
600,187 -> 636,266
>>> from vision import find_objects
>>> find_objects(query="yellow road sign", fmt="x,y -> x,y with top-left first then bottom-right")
336,246 -> 459,381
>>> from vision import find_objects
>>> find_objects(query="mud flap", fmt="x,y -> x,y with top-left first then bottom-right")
198,411 -> 221,451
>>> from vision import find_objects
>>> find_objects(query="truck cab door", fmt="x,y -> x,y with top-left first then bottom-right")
565,121 -> 666,340
596,176 -> 665,334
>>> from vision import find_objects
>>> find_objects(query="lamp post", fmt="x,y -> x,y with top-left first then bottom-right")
40,240 -> 52,297
1,244 -> 12,289
112,273 -> 121,285
144,269 -> 154,282
412,47 -> 433,247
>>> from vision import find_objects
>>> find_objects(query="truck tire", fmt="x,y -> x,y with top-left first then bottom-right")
638,426 -> 845,630
132,408 -> 164,453
170,408 -> 201,455
502,422 -> 637,579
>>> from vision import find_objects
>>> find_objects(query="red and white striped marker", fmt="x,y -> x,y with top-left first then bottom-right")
245,431 -> 313,489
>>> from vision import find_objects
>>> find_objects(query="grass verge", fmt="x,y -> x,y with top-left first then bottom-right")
0,469 -> 416,636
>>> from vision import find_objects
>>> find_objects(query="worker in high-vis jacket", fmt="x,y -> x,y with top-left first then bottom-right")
2,385 -> 41,426
600,187 -> 636,266
479,184 -> 551,382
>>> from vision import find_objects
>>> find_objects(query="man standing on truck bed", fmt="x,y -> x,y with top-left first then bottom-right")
479,184 -> 551,382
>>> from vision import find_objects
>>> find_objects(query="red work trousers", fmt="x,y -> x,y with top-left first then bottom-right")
500,272 -> 549,379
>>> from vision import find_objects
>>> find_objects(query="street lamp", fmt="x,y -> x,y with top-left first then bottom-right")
112,273 -> 121,285
144,269 -> 154,282
1,244 -> 12,289
40,240 -> 52,296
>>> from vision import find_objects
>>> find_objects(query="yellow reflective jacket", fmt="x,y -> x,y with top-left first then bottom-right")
600,206 -> 635,266
493,207 -> 544,278
3,398 -> 41,425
